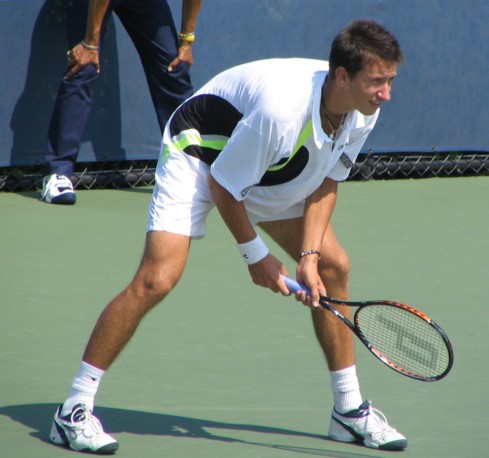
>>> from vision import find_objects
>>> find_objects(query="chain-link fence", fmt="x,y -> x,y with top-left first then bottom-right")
1,152 -> 489,192
0,160 -> 157,192
349,151 -> 489,180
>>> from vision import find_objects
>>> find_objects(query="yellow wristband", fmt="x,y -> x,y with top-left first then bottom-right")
179,32 -> 195,42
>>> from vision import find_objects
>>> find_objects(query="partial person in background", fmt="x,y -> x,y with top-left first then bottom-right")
41,0 -> 202,205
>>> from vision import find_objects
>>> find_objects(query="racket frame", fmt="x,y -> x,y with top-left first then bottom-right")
281,275 -> 454,382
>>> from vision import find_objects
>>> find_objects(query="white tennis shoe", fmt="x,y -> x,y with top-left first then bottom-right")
41,174 -> 76,204
328,400 -> 407,451
50,403 -> 119,454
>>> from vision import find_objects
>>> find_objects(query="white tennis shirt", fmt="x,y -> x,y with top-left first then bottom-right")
163,58 -> 379,221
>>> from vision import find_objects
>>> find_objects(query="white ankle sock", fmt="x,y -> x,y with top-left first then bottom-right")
61,361 -> 105,416
330,365 -> 363,414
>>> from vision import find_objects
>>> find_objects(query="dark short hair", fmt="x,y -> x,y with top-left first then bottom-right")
329,19 -> 404,78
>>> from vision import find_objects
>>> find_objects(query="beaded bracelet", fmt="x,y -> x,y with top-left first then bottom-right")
299,249 -> 321,260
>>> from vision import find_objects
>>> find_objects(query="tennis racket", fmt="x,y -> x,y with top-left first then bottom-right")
281,275 -> 454,382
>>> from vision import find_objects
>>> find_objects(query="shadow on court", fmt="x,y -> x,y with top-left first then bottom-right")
14,191 -> 40,200
0,404 -> 378,458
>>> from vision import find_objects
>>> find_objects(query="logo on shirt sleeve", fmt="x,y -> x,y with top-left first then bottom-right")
340,152 -> 354,169
241,185 -> 254,198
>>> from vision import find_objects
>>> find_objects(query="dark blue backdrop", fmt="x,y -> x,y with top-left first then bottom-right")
2,0 -> 488,167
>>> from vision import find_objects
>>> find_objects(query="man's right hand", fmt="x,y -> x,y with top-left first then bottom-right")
248,253 -> 290,295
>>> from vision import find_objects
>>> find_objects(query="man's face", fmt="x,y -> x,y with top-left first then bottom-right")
345,59 -> 398,116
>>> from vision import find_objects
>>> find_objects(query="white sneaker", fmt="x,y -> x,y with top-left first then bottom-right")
41,174 -> 76,204
328,400 -> 407,451
50,403 -> 119,454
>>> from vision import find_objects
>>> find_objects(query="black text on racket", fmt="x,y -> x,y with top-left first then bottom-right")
281,275 -> 454,382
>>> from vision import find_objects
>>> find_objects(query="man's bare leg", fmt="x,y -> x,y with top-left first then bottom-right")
259,219 -> 354,371
83,230 -> 191,369
50,231 -> 191,451
260,219 -> 408,450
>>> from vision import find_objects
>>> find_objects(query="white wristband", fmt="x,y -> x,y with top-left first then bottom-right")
237,234 -> 269,265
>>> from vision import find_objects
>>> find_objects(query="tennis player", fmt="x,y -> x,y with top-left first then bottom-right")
49,19 -> 406,454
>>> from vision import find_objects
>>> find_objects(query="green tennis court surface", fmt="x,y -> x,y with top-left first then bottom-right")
1,177 -> 487,457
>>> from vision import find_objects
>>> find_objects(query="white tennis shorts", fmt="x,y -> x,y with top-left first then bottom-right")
147,149 -> 306,239
147,147 -> 214,239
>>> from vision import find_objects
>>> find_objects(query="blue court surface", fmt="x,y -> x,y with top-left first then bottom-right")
1,176 -> 487,457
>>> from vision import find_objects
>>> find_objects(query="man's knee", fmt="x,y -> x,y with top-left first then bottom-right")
319,249 -> 350,285
131,268 -> 180,307
132,231 -> 189,302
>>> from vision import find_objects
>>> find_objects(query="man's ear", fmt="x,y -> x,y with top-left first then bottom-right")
335,67 -> 349,86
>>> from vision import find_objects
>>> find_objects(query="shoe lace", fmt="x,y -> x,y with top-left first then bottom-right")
69,405 -> 103,438
365,407 -> 398,438
55,175 -> 74,190
41,174 -> 56,200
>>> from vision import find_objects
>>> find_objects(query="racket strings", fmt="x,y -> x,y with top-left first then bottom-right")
356,305 -> 450,378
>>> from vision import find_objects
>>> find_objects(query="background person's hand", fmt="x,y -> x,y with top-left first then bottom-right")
65,42 -> 100,80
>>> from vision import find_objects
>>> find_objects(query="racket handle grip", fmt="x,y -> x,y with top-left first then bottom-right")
280,275 -> 311,294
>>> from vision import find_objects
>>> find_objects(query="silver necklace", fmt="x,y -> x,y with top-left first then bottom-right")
321,99 -> 346,139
